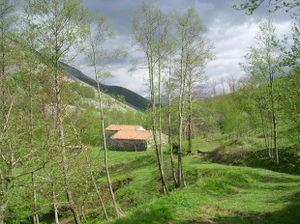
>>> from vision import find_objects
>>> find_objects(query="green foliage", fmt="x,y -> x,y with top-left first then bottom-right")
234,0 -> 300,14
246,146 -> 300,174
195,70 -> 299,152
196,91 -> 261,139
172,139 -> 190,155
204,139 -> 300,175
75,109 -> 101,146
5,188 -> 32,224
69,82 -> 95,99
277,73 -> 300,137
1,0 -> 299,223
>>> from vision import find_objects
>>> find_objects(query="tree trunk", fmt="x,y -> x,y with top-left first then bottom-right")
0,18 -> 7,224
131,4 -> 170,195
168,69 -> 178,187
158,55 -> 164,173
32,173 -> 39,224
187,87 -> 193,154
177,84 -> 186,187
177,44 -> 187,188
270,81 -> 278,164
0,202 -> 7,224
28,71 -> 39,224
177,106 -> 185,187
153,128 -> 169,194
51,181 -> 59,224
157,53 -> 169,194
54,64 -> 81,224
85,154 -> 109,220
148,57 -> 169,195
96,79 -> 122,218
92,172 -> 109,220
273,113 -> 278,163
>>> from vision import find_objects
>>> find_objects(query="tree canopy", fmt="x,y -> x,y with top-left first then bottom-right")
234,0 -> 300,14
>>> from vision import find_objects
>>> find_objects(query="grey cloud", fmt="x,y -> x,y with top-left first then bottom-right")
82,0 -> 293,96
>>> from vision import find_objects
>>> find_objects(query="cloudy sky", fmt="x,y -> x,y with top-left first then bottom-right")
80,0 -> 293,97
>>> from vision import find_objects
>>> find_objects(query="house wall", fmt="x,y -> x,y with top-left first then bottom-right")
105,130 -> 117,139
108,139 -> 148,151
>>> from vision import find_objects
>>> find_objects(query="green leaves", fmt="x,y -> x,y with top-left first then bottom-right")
234,0 -> 300,14
25,0 -> 88,64
242,18 -> 283,85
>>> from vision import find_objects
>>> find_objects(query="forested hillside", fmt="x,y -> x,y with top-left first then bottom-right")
0,0 -> 299,224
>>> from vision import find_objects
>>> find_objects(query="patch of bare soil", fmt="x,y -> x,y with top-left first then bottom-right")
60,217 -> 73,224
188,205 -> 269,224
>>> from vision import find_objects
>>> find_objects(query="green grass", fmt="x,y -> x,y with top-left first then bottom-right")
86,148 -> 161,214
85,142 -> 300,224
108,156 -> 300,224
192,137 -> 221,152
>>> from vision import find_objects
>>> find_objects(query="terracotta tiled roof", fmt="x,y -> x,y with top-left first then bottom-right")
111,130 -> 152,140
105,125 -> 143,131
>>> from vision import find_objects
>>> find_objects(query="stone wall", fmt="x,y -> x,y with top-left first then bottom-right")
108,139 -> 148,151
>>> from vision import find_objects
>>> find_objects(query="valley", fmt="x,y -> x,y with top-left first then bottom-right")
1,0 -> 299,223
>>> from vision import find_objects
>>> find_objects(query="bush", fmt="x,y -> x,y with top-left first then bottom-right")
246,146 -> 300,175
205,143 -> 300,175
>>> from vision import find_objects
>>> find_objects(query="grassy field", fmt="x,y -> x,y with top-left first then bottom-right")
107,158 -> 300,224
83,136 -> 300,224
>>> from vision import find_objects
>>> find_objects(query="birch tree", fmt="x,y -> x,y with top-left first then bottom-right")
281,15 -> 300,140
173,7 -> 213,186
0,0 -> 18,222
234,0 -> 300,14
84,13 -> 122,218
131,4 -> 169,194
24,0 -> 88,223
0,1 -> 51,220
241,18 -> 283,164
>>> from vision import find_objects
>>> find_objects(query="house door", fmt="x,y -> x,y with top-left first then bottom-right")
124,142 -> 130,151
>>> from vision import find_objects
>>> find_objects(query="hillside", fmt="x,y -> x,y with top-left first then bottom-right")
59,71 -> 299,223
62,62 -> 150,110
55,137 -> 300,224
111,158 -> 300,224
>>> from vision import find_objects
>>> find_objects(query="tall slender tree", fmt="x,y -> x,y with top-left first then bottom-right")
24,0 -> 88,223
173,7 -> 213,186
281,15 -> 300,140
84,13 -> 122,217
166,56 -> 178,187
0,0 -> 18,222
131,3 -> 169,194
241,18 -> 283,164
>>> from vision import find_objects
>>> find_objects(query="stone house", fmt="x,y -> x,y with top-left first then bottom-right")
105,125 -> 153,151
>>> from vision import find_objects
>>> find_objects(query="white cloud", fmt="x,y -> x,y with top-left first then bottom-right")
206,18 -> 292,84
206,20 -> 257,83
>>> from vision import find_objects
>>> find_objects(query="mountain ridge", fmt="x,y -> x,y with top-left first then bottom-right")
62,62 -> 150,111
